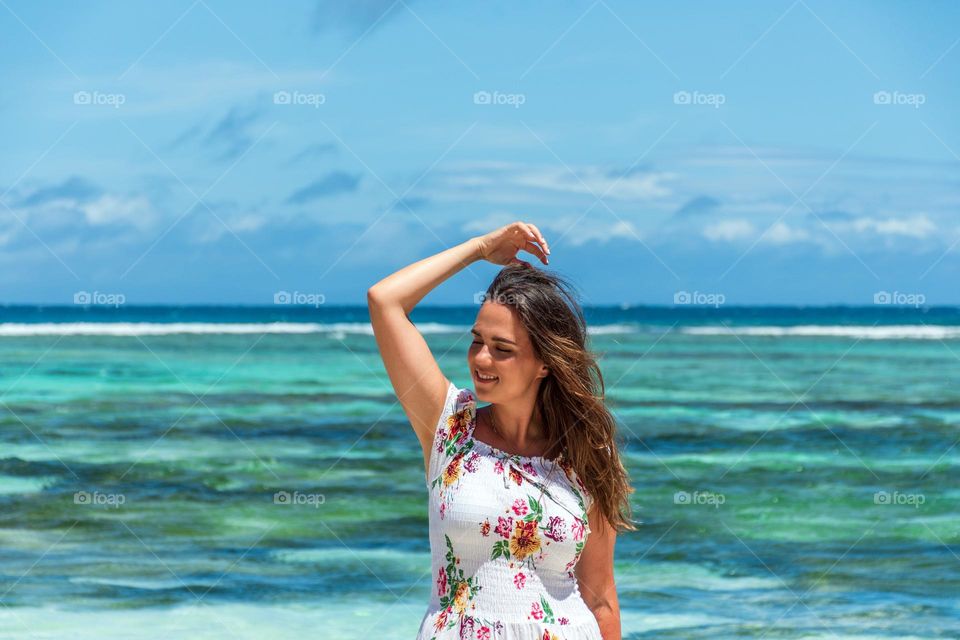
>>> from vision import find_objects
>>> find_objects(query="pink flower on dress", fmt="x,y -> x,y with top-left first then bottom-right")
530,601 -> 544,621
558,617 -> 569,625
439,501 -> 446,520
494,460 -> 504,475
435,428 -> 447,453
511,498 -> 528,516
464,451 -> 481,472
480,519 -> 490,536
571,517 -> 585,541
544,515 -> 566,542
458,616 -> 475,639
522,461 -> 537,476
477,626 -> 491,640
514,572 -> 526,590
494,516 -> 513,538
437,567 -> 448,596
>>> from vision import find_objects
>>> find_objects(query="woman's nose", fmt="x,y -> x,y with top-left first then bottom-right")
473,347 -> 493,365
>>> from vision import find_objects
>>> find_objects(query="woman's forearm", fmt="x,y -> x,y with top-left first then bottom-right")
594,604 -> 621,640
367,236 -> 484,314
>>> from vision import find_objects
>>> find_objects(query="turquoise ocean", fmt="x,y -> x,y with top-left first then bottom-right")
0,305 -> 957,638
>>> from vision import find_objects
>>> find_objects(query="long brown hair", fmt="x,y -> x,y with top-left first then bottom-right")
481,264 -> 637,534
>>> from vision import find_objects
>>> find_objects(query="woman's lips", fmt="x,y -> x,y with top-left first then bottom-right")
475,369 -> 499,384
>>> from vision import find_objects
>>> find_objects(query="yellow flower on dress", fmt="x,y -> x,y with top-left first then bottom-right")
447,405 -> 473,444
510,519 -> 541,561
453,581 -> 471,614
442,452 -> 464,487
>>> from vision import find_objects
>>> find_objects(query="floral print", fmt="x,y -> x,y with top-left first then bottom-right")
494,516 -> 512,539
420,384 -> 601,640
514,572 -> 526,590
544,516 -> 567,542
430,534 -> 502,638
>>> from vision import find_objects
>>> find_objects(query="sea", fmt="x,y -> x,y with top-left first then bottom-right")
0,304 -> 957,639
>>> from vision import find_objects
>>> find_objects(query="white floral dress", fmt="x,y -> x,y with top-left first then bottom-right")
416,382 -> 602,640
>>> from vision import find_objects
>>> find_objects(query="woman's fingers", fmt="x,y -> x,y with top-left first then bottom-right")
516,222 -> 549,260
524,240 -> 548,264
526,223 -> 549,255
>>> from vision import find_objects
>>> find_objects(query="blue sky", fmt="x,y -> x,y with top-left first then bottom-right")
1,0 -> 958,305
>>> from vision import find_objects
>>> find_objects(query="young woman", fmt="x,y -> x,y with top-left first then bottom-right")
367,221 -> 635,640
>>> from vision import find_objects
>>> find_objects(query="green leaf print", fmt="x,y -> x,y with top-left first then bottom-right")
540,594 -> 556,624
444,535 -> 464,579
490,539 -> 510,560
523,495 -> 543,523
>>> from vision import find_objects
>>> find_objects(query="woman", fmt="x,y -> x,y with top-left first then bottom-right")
368,221 -> 635,639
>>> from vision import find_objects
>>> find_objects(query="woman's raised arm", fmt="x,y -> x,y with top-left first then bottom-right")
367,222 -> 550,463
367,236 -> 484,458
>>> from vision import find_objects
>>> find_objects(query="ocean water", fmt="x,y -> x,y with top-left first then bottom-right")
0,305 -> 958,639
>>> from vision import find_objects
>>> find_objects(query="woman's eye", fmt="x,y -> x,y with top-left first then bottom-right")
471,340 -> 510,354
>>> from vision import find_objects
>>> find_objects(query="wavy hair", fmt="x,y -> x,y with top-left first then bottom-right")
481,264 -> 637,534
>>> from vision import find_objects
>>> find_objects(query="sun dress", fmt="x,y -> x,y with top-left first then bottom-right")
416,382 -> 602,640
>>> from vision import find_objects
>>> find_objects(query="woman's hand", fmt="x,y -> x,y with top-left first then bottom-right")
473,221 -> 550,267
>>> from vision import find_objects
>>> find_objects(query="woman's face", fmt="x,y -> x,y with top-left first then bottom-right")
468,301 -> 548,402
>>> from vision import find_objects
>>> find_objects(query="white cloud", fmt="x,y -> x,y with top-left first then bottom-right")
429,161 -> 674,204
703,219 -> 756,242
762,221 -> 810,244
81,194 -> 155,230
463,211 -> 640,247
193,212 -> 271,243
850,214 -> 936,238
512,166 -> 674,200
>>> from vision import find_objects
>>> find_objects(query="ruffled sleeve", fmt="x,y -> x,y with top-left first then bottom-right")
426,381 -> 464,489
